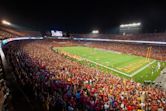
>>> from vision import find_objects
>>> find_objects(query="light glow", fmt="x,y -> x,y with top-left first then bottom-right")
92,30 -> 99,34
1,20 -> 11,25
120,22 -> 141,28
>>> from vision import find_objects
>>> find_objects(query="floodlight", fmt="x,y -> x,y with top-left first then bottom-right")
92,30 -> 99,34
120,22 -> 141,28
1,20 -> 11,25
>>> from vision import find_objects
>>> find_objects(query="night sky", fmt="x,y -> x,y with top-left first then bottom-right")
0,0 -> 166,33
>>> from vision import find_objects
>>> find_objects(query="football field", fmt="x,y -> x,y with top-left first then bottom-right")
53,46 -> 166,83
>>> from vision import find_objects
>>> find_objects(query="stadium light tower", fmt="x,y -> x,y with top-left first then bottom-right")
92,30 -> 99,34
120,22 -> 141,28
119,22 -> 142,34
1,20 -> 11,26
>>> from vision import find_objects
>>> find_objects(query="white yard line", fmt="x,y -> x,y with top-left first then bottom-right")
94,48 -> 122,54
81,58 -> 130,77
130,60 -> 156,77
57,49 -> 157,78
82,58 -> 156,78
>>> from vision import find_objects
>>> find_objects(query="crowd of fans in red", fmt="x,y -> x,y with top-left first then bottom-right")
3,40 -> 166,111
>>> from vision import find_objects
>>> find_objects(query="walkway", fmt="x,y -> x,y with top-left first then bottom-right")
155,68 -> 166,90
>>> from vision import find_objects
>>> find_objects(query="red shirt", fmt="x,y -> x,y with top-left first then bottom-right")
127,105 -> 133,111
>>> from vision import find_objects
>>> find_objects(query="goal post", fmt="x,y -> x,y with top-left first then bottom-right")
146,47 -> 152,62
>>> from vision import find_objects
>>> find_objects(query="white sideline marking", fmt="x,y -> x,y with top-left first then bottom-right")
130,60 -> 156,77
81,58 -> 130,77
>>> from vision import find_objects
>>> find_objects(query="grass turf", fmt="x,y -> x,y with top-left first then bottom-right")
53,46 -> 166,83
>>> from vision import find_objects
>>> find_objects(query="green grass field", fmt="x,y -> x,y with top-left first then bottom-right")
53,46 -> 166,83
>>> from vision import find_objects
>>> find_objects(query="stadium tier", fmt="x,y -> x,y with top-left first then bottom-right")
0,25 -> 41,39
72,33 -> 166,42
1,39 -> 166,111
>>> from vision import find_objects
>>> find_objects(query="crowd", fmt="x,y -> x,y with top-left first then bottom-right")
0,79 -> 10,111
72,33 -> 166,42
0,30 -> 15,39
0,59 -> 10,111
0,26 -> 41,40
3,40 -> 166,111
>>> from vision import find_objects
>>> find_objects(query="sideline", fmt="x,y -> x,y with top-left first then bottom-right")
130,60 -> 156,77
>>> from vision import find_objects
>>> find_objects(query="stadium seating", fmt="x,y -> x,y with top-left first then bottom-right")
72,33 -> 166,42
0,25 -> 41,40
3,40 -> 166,111
0,59 -> 10,111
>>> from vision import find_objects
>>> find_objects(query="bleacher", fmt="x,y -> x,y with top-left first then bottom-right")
72,33 -> 166,42
0,25 -> 41,40
0,58 -> 10,111
1,39 -> 165,111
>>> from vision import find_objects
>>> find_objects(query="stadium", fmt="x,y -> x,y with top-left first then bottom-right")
0,0 -> 166,111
